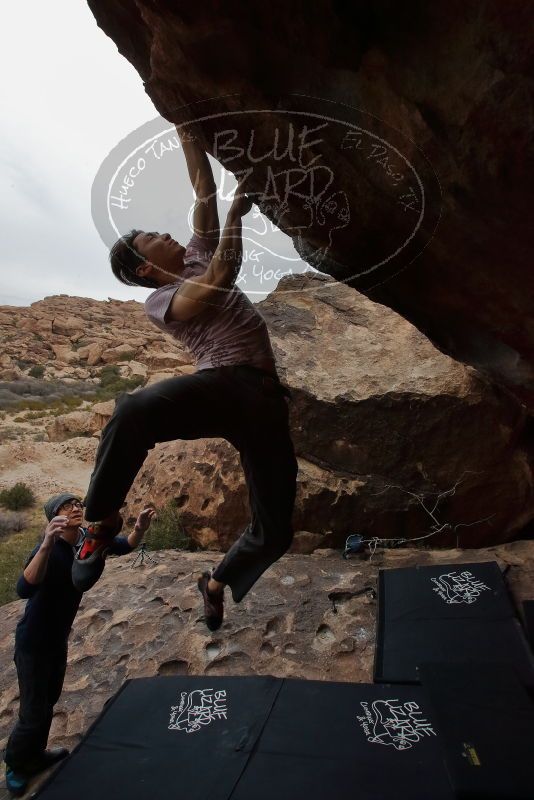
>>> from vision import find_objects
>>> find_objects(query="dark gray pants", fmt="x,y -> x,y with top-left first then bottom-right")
5,645 -> 67,772
84,365 -> 298,602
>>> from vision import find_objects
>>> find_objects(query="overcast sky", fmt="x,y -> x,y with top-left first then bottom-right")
0,1 -> 309,307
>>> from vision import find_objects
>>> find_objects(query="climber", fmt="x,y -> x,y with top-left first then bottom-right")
72,124 -> 299,633
4,493 -> 155,797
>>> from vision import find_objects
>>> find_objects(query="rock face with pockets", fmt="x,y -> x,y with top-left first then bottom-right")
87,0 -> 534,410
123,273 -> 534,550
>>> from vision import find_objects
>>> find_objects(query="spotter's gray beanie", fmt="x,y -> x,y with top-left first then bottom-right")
43,493 -> 80,522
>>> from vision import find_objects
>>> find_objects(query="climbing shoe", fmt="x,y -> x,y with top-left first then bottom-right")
197,571 -> 225,631
71,515 -> 123,592
5,766 -> 29,797
25,747 -> 70,774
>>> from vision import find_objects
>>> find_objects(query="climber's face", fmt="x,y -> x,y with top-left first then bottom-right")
57,498 -> 84,528
133,231 -> 186,283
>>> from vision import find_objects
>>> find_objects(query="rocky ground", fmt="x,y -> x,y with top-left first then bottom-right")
0,539 -> 532,798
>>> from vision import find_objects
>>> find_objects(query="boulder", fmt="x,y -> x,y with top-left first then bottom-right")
46,411 -> 97,442
19,316 -> 53,337
122,360 -> 148,379
90,400 -> 116,430
51,344 -> 78,365
78,342 -> 106,366
101,344 -> 138,364
86,0 -> 534,410
123,273 -> 534,550
51,316 -> 86,338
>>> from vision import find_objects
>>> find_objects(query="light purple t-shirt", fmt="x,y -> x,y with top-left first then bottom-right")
144,233 -> 277,372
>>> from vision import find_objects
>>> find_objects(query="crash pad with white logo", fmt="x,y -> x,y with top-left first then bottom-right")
374,561 -> 534,685
35,676 -> 453,800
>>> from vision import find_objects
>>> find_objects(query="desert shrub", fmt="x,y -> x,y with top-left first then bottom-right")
106,376 -> 144,396
14,410 -> 50,422
13,400 -> 48,412
0,482 -> 36,511
146,500 -> 194,551
0,427 -> 20,443
0,378 -> 100,410
0,374 -> 146,413
97,365 -> 144,399
28,365 -> 45,379
0,510 -> 27,537
14,396 -> 84,413
17,410 -> 49,421
99,365 -> 121,387
55,395 -> 84,410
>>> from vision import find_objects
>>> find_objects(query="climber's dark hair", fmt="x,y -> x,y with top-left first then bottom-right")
109,229 -> 158,289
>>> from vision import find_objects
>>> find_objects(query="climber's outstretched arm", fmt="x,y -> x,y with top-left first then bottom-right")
177,126 -> 220,241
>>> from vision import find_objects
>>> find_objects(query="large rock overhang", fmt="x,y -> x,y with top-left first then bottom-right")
87,0 -> 534,409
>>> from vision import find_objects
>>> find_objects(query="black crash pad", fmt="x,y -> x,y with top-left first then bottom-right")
420,662 -> 534,800
35,675 -> 453,800
374,561 -> 534,685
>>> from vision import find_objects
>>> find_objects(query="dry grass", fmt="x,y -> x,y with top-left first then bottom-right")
0,508 -> 42,606
0,511 -> 27,537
